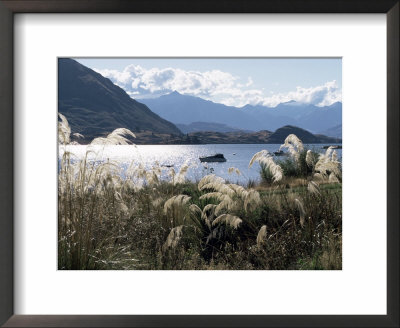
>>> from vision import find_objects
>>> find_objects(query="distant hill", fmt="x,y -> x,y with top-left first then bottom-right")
267,125 -> 341,144
176,122 -> 252,134
129,125 -> 340,145
319,124 -> 342,138
138,91 -> 342,136
58,61 -> 343,144
240,101 -> 342,133
185,130 -> 272,144
58,59 -> 181,142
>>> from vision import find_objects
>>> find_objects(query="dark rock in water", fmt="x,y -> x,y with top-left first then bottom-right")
199,153 -> 227,162
322,145 -> 342,149
273,150 -> 288,156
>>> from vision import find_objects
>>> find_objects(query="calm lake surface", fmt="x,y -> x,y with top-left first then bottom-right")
59,144 -> 342,185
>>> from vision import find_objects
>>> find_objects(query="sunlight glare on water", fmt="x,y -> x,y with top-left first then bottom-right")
59,144 -> 342,185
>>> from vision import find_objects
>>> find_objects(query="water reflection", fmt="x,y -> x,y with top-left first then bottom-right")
59,144 -> 342,184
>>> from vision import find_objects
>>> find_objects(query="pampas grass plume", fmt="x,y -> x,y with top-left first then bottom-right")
256,225 -> 267,246
163,195 -> 191,214
294,198 -> 306,227
212,214 -> 242,229
163,225 -> 184,251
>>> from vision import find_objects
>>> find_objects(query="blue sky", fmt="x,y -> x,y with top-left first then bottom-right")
75,58 -> 342,107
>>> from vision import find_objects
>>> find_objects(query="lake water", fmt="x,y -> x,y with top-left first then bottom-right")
59,144 -> 342,185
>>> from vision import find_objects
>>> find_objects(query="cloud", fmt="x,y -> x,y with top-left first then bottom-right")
260,80 -> 342,107
95,65 -> 341,107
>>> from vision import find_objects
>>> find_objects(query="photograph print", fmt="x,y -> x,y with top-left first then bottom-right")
58,58 -> 342,270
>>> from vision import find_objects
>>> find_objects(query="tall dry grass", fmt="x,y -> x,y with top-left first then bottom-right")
58,114 -> 342,270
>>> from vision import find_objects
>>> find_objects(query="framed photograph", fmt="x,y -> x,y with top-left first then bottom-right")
0,1 -> 398,327
57,56 -> 344,272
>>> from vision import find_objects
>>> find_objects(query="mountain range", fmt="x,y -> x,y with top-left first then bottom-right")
58,58 -> 181,142
318,124 -> 342,138
139,92 -> 342,136
58,59 -> 342,145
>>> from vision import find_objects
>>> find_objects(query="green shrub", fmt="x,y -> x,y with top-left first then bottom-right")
260,162 -> 275,184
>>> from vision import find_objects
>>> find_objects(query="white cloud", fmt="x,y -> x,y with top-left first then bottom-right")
95,65 -> 341,107
260,80 -> 342,107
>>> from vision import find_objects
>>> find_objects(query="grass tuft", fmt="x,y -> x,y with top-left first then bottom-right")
58,115 -> 342,270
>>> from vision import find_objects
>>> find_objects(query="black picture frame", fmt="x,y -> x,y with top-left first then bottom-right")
0,1 -> 398,327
